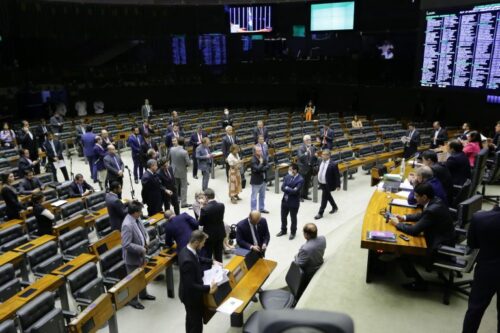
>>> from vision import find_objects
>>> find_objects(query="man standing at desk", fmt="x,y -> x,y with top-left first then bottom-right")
198,188 -> 225,262
179,230 -> 218,333
106,181 -> 128,231
121,201 -> 156,310
104,145 -> 124,188
141,159 -> 163,216
236,211 -> 270,256
297,135 -> 317,201
163,210 -> 199,251
69,174 -> 94,198
43,132 -> 69,182
277,163 -> 304,240
389,183 -> 454,291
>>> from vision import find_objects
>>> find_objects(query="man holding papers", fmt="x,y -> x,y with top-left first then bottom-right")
179,230 -> 218,333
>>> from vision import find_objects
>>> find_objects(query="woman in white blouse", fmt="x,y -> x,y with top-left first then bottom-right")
226,144 -> 243,204
32,192 -> 55,236
351,115 -> 363,128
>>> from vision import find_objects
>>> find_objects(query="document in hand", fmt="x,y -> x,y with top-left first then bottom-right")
216,297 -> 243,315
203,265 -> 230,286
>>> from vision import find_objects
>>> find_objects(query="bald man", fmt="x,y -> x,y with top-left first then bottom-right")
236,211 -> 270,256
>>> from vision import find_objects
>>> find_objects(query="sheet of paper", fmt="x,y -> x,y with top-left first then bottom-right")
203,266 -> 229,286
51,199 -> 67,207
391,198 -> 417,208
54,160 -> 66,168
395,191 -> 410,199
399,179 -> 413,191
216,297 -> 244,315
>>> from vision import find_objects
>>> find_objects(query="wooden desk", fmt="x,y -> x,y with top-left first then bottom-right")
88,230 -> 121,257
53,215 -> 86,237
108,268 -> 147,311
0,219 -> 25,230
51,253 -> 98,278
12,234 -> 56,254
144,251 -> 177,298
84,207 -> 108,228
146,213 -> 165,227
0,251 -> 28,280
361,175 -> 426,283
0,274 -> 68,322
68,293 -> 118,333
210,151 -> 224,179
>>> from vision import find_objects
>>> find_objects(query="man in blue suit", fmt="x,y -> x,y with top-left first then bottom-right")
81,125 -> 97,182
189,126 -> 207,179
277,163 -> 304,240
163,210 -> 199,252
317,122 -> 334,150
141,159 -> 164,216
93,136 -> 107,190
236,211 -> 270,256
127,127 -> 144,184
165,123 -> 184,150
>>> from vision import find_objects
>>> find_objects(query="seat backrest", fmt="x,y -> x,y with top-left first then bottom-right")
99,246 -> 123,274
255,310 -> 354,333
0,320 -> 16,333
285,261 -> 307,301
485,151 -> 500,183
59,227 -> 87,251
469,149 -> 489,197
0,225 -> 24,246
16,291 -> 57,330
452,178 -> 472,208
86,191 -> 106,208
27,241 -> 59,268
0,263 -> 15,285
95,215 -> 111,234
61,201 -> 85,219
38,173 -> 54,185
67,262 -> 98,293
56,181 -> 73,199
25,216 -> 39,235
43,189 -> 58,201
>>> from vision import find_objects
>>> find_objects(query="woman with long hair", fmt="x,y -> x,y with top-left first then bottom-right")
1,173 -> 25,219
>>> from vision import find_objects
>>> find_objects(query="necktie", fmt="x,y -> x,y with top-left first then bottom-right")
42,126 -> 47,134
136,135 -> 140,145
253,224 -> 260,244
230,136 -> 234,144
78,184 -> 83,194
113,156 -> 120,170
50,141 -> 57,155
136,219 -> 146,246
166,168 -> 171,179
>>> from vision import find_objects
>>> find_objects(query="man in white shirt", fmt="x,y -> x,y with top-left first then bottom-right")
315,150 -> 341,220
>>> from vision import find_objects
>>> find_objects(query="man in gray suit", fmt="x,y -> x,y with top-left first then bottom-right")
294,223 -> 326,281
103,145 -> 124,189
141,98 -> 153,120
169,137 -> 191,208
121,201 -> 156,309
196,137 -> 213,191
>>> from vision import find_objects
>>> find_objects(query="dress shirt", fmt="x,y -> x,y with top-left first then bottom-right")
318,160 -> 329,184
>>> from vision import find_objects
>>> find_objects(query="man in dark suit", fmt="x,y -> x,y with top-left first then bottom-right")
18,120 -> 41,174
18,148 -> 40,178
43,132 -> 69,182
221,126 -> 239,181
297,135 -> 317,200
165,123 -> 184,150
462,205 -> 500,333
156,158 -> 180,215
81,125 -> 97,182
141,159 -> 164,216
460,122 -> 472,140
421,150 -> 453,202
106,181 -> 128,231
389,183 -> 454,290
163,210 -> 199,251
103,145 -> 124,188
189,126 -> 207,179
250,145 -> 270,213
139,119 -> 155,138
93,136 -> 107,190
36,118 -> 50,145
178,230 -> 218,333
121,201 -> 156,309
69,174 -> 94,198
317,122 -> 334,150
221,108 -> 233,129
445,140 -> 472,186
489,121 -> 500,153
127,127 -> 144,184
252,120 -> 269,144
402,122 -> 420,159
18,170 -> 44,195
198,188 -> 226,262
314,150 -> 341,220
277,163 -> 304,240
236,211 -> 270,255
407,166 -> 449,206
140,135 -> 159,168
430,121 -> 448,149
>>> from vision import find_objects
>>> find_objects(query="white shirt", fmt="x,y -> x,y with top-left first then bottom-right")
433,128 -> 440,144
318,159 -> 330,184
187,244 -> 197,258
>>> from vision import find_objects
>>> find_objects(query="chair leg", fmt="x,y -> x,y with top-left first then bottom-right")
442,271 -> 453,305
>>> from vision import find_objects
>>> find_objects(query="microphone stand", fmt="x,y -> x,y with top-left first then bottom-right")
125,166 -> 136,200
66,146 -> 75,180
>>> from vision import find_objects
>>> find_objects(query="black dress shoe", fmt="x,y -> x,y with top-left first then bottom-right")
329,208 -> 338,214
260,209 -> 269,214
134,179 -> 139,184
276,231 -> 287,237
140,294 -> 156,301
289,234 -> 296,240
129,302 -> 145,309
304,197 -> 312,200
193,175 -> 198,179
314,214 -> 323,220
181,204 -> 192,208
401,281 -> 428,292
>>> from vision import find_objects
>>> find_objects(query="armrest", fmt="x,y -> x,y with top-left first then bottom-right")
455,228 -> 467,236
20,280 -> 31,287
62,310 -> 78,324
103,277 -> 120,289
75,297 -> 93,306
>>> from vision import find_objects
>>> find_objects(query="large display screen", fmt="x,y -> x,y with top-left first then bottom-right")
420,2 -> 500,90
310,2 -> 355,32
228,5 -> 272,34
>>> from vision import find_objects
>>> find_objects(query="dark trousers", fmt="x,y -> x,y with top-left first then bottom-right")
163,193 -> 180,215
225,161 -> 230,181
30,153 -> 41,174
87,155 -> 96,181
49,161 -> 69,182
126,264 -> 148,304
318,184 -> 338,215
192,151 -> 198,177
463,263 -> 500,333
146,202 -> 162,217
281,203 -> 299,235
184,302 -> 204,333
132,154 -> 143,181
300,170 -> 312,198
204,238 -> 223,262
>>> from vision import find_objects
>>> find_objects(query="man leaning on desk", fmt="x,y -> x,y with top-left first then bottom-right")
389,183 -> 454,291
179,230 -> 219,333
69,173 -> 94,198
236,210 -> 270,256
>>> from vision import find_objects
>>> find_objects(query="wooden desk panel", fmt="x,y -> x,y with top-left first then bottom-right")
0,251 -> 24,267
68,293 -> 115,333
108,268 -> 146,311
84,207 -> 108,228
89,230 -> 121,257
12,234 -> 56,254
0,219 -> 25,230
53,215 -> 86,237
144,253 -> 176,284
51,253 -> 98,277
146,213 -> 165,227
0,274 -> 64,322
